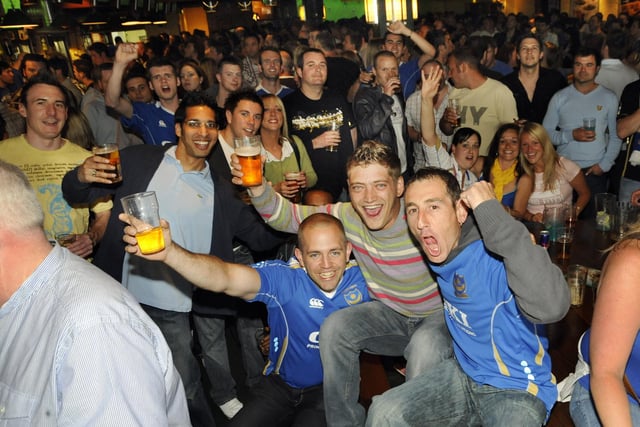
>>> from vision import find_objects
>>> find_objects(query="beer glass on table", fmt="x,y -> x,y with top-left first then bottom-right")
234,136 -> 263,186
92,143 -> 122,183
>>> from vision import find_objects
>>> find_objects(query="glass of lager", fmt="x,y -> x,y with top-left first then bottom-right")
120,191 -> 165,254
92,143 -> 122,183
234,136 -> 263,186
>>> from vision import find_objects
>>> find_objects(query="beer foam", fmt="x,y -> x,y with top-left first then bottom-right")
235,146 -> 261,157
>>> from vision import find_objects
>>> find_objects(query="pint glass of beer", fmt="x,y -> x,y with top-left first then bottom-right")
92,143 -> 122,183
234,136 -> 263,186
120,191 -> 165,255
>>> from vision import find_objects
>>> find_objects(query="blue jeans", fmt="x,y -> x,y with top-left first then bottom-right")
570,380 -> 640,426
366,358 -> 547,427
142,305 -> 215,427
319,300 -> 452,427
229,375 -> 325,427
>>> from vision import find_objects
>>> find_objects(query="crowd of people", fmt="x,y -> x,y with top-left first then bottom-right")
2,7 -> 640,427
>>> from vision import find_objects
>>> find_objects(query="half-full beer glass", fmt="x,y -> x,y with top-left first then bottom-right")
120,191 -> 165,254
234,136 -> 263,186
92,143 -> 122,183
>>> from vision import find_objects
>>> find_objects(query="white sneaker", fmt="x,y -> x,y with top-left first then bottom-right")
219,397 -> 244,419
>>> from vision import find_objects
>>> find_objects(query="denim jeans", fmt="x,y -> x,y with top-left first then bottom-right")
570,380 -> 640,426
142,305 -> 215,427
229,374 -> 325,427
366,358 -> 547,427
319,300 -> 452,427
193,314 -> 238,406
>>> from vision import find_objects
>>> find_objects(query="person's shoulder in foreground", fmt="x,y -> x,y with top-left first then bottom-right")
0,159 -> 190,426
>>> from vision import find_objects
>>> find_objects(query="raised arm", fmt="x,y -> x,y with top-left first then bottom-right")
105,43 -> 138,119
121,215 -> 261,300
461,181 -> 569,323
419,67 -> 443,149
387,21 -> 435,58
231,153 -> 329,233
419,67 -> 452,169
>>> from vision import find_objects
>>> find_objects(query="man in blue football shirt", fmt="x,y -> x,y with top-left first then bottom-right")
121,212 -> 369,426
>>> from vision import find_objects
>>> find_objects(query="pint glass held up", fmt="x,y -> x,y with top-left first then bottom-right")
120,191 -> 165,255
234,136 -> 263,187
92,143 -> 122,183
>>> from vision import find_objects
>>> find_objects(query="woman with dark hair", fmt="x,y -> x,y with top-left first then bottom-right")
178,58 -> 208,93
419,67 -> 480,190
421,126 -> 480,190
481,123 -> 532,218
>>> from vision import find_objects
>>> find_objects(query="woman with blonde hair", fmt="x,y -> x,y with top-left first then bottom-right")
519,121 -> 590,222
259,94 -> 317,201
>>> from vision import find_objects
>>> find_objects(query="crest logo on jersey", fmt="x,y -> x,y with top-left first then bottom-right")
343,286 -> 364,305
453,273 -> 469,298
309,298 -> 324,309
158,120 -> 167,128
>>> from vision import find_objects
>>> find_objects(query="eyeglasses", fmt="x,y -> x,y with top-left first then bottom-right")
185,120 -> 218,129
458,143 -> 480,151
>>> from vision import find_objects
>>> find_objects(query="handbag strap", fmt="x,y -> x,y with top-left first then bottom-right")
289,135 -> 302,171
624,374 -> 640,405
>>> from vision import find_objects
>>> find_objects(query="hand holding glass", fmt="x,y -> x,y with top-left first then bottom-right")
448,99 -> 461,128
582,117 -> 596,132
326,121 -> 340,152
120,191 -> 165,255
92,143 -> 122,183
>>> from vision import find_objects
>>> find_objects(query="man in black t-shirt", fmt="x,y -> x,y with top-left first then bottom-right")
284,48 -> 357,201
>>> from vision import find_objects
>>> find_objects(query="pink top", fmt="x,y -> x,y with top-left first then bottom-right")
527,156 -> 580,215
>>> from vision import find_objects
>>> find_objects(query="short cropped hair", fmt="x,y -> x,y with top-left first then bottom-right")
174,91 -> 218,125
224,89 -> 263,114
406,166 -> 461,207
346,140 -> 401,181
20,72 -> 70,108
146,57 -> 177,80
297,213 -> 346,249
0,159 -> 44,232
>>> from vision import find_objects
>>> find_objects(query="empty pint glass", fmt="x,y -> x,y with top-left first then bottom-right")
92,143 -> 122,183
120,191 -> 165,255
234,136 -> 263,186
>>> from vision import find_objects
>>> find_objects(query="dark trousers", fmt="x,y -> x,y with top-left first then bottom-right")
229,375 -> 326,427
580,171 -> 609,219
142,305 -> 216,427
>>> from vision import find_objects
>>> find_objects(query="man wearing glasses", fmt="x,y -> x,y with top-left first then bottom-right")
62,92 -> 283,426
106,42 -> 180,146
